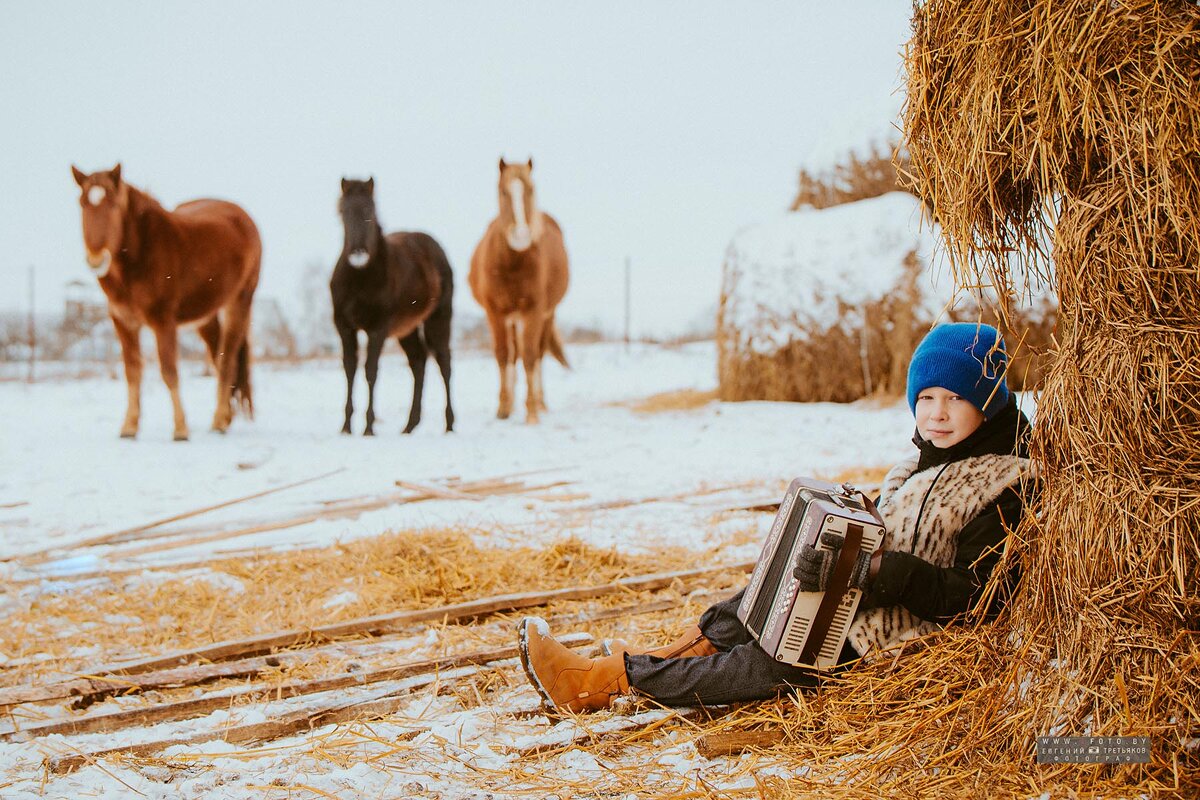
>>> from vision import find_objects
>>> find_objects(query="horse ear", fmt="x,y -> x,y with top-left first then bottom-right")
366,176 -> 374,194
111,163 -> 122,185
341,177 -> 349,193
71,165 -> 86,187
498,157 -> 506,172
527,157 -> 533,171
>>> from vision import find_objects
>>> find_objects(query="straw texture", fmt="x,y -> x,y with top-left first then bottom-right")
781,1 -> 1200,794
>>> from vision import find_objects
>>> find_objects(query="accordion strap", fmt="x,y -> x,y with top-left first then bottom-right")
799,521 -> 865,665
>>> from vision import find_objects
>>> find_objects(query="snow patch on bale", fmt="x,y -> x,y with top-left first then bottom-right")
718,193 -> 951,402
717,192 -> 1056,402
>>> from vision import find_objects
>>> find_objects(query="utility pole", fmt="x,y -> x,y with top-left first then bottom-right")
623,256 -> 631,351
26,265 -> 35,383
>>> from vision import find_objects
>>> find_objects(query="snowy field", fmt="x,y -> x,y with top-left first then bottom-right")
0,342 -> 916,566
0,342 -> 935,798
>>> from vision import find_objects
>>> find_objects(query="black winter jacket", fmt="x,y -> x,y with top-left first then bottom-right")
860,395 -> 1034,623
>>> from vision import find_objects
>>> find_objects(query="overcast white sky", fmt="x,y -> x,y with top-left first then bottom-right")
0,1 -> 911,337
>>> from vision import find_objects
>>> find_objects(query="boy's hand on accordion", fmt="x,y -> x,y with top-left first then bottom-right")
793,531 -> 873,593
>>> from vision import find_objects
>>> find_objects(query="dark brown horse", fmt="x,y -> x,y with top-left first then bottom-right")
330,177 -> 454,436
468,158 -> 569,424
71,164 -> 261,440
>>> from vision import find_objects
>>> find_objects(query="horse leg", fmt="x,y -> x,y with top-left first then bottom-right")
149,321 -> 189,441
363,330 -> 386,436
397,330 -> 428,434
212,296 -> 251,433
520,313 -> 545,424
111,315 -> 143,438
336,319 -> 357,434
197,316 -> 221,374
486,312 -> 514,419
535,357 -> 547,412
535,314 -> 549,412
424,304 -> 455,432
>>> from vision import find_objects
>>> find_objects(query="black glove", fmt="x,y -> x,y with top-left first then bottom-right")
793,530 -> 873,593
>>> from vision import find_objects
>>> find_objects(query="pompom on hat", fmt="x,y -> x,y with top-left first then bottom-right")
906,323 -> 1010,419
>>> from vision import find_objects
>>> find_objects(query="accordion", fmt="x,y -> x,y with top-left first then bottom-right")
737,477 -> 886,669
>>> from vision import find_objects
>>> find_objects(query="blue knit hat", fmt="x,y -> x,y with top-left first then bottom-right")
906,323 -> 1010,419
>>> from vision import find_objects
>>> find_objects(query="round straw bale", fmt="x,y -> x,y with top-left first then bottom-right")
717,192 -> 1056,402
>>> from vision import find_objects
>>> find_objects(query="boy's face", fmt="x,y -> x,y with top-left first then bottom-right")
915,386 -> 986,448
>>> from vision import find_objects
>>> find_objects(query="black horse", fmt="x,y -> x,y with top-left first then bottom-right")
330,177 -> 454,436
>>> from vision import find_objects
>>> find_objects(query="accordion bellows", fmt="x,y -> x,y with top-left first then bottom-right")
738,477 -> 886,669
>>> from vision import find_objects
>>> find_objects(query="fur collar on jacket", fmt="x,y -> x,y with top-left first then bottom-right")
846,398 -> 1033,658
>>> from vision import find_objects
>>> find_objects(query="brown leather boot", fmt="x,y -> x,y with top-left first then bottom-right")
518,617 -> 629,713
602,624 -> 718,659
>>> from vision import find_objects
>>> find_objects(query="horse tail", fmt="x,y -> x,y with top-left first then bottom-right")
543,317 -> 569,368
233,337 -> 254,418
436,244 -> 454,312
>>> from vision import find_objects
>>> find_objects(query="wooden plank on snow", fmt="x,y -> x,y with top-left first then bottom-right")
0,584 -> 717,713
49,561 -> 752,681
45,668 -> 472,773
694,728 -> 787,757
10,469 -> 344,563
10,635 -> 591,742
508,706 -> 706,757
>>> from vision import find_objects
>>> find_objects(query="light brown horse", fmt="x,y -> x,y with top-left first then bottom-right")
71,164 -> 261,440
468,158 -> 570,424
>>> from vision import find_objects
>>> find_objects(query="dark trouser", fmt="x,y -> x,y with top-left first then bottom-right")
623,588 -> 858,706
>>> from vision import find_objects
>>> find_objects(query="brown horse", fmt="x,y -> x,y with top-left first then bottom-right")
468,158 -> 570,424
71,164 -> 261,441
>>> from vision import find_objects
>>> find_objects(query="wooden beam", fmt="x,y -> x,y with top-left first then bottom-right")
694,728 -> 786,757
102,480 -> 577,561
47,561 -> 751,682
10,635 -> 592,742
508,707 -> 705,757
0,646 -> 340,715
45,668 -> 472,774
25,470 -> 577,570
393,480 -> 484,502
11,469 -> 344,563
0,585 -> 721,714
559,483 -> 754,513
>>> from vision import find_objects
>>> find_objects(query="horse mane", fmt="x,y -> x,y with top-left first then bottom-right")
119,182 -> 168,266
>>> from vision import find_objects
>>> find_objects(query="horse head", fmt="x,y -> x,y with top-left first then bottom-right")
339,177 -> 381,269
71,163 -> 129,279
497,158 -> 542,252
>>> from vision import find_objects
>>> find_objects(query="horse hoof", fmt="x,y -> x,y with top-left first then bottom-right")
119,430 -> 137,439
174,432 -> 190,442
363,429 -> 375,437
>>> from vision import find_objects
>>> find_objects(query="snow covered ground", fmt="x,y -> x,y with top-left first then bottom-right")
0,342 -> 916,565
0,342 -> 944,798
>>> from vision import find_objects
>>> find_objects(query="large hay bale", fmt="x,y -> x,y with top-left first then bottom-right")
717,192 -> 1056,402
755,2 -> 1200,796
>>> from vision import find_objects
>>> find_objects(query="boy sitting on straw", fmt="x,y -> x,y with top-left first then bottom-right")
518,323 -> 1035,712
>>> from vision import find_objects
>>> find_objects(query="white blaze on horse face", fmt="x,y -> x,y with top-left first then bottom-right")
87,186 -> 107,206
505,178 -> 532,251
348,250 -> 370,268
